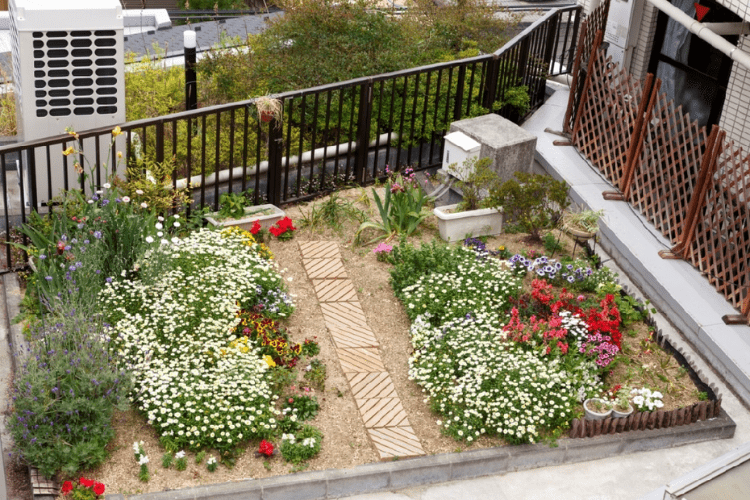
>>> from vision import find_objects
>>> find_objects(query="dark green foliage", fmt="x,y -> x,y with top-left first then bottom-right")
282,394 -> 320,422
487,172 -> 569,241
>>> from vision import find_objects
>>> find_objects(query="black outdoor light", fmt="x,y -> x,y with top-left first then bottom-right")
184,30 -> 197,111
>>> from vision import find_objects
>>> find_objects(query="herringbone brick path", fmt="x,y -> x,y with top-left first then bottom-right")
299,241 -> 425,459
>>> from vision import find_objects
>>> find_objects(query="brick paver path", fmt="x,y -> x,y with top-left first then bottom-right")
298,241 -> 426,459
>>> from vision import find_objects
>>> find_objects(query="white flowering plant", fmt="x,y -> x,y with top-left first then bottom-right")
279,425 -> 323,464
630,387 -> 664,412
101,228 -> 295,455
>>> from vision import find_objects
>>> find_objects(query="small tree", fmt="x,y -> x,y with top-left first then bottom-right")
488,172 -> 569,242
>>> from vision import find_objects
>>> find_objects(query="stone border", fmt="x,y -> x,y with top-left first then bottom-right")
106,411 -> 735,500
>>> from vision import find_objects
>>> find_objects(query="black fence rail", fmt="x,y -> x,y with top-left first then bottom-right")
0,5 -> 580,273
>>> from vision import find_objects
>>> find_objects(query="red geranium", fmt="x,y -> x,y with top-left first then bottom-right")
79,477 -> 94,488
269,217 -> 296,240
61,481 -> 74,495
259,439 -> 274,457
250,220 -> 262,235
93,482 -> 106,495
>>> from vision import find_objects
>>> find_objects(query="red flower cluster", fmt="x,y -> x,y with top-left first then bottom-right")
259,439 -> 274,457
531,279 -> 580,316
269,217 -> 296,240
250,220 -> 262,235
585,294 -> 622,348
504,308 -> 570,356
61,478 -> 105,497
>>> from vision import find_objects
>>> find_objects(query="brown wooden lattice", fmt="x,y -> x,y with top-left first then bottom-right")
627,88 -> 708,245
573,48 -> 644,186
685,134 -> 750,311
564,0 -> 611,134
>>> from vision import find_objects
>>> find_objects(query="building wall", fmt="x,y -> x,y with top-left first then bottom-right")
719,34 -> 750,147
627,1 -> 657,81
715,0 -> 750,23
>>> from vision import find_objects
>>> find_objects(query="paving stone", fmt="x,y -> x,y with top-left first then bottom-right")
327,323 -> 380,349
347,372 -> 398,399
368,425 -> 425,459
299,241 -> 342,259
312,278 -> 358,302
29,467 -> 57,496
337,347 -> 386,373
302,258 -> 348,279
356,397 -> 410,428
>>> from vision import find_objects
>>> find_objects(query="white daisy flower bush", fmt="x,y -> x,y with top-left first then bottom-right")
388,239 -> 649,445
100,226 -> 295,455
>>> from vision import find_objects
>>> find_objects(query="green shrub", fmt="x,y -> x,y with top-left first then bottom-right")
282,394 -> 320,421
8,316 -> 132,477
488,172 -> 569,241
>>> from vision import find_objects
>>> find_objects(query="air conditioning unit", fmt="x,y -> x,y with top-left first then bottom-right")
10,0 -> 126,205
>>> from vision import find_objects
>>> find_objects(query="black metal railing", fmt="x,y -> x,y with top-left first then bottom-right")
0,5 -> 580,272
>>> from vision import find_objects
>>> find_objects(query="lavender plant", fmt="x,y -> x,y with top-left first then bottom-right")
8,315 -> 132,477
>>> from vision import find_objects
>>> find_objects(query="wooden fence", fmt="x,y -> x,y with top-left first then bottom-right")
567,32 -> 750,324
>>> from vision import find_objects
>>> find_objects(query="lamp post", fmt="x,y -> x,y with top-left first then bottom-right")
184,30 -> 197,111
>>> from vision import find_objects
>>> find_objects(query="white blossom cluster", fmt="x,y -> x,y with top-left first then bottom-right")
631,387 -> 664,411
408,314 -> 585,444
100,229 -> 294,452
399,249 -> 521,326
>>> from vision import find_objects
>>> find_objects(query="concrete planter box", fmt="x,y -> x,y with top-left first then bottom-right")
434,203 -> 503,242
205,204 -> 285,232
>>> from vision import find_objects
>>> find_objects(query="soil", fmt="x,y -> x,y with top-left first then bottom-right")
14,186 -> 703,495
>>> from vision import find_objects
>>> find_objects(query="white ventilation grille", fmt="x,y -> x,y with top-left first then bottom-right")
32,30 -> 120,118
9,0 -> 126,205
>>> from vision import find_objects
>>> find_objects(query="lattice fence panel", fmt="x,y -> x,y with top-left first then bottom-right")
628,90 -> 707,245
573,49 -> 644,186
687,138 -> 750,310
564,0 -> 611,133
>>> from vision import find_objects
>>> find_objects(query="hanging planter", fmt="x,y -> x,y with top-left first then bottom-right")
255,96 -> 283,124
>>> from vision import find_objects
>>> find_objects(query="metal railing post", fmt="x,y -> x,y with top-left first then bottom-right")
354,80 -> 373,184
266,120 -> 284,206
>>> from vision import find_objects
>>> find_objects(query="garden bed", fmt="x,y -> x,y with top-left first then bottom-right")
9,185 -> 729,498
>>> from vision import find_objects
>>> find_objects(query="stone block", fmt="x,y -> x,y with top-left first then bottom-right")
449,114 -> 537,183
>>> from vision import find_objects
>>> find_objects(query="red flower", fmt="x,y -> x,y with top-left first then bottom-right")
56,241 -> 66,255
79,477 -> 95,488
93,482 -> 106,495
259,439 -> 274,457
61,481 -> 74,495
269,225 -> 283,237
250,220 -> 261,235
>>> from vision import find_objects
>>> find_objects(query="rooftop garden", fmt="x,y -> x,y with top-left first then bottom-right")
6,132 -> 711,495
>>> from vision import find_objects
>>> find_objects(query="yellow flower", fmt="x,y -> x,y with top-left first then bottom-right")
62,146 -> 75,156
263,355 -> 276,368
112,126 -> 123,137
117,151 -> 123,159
65,127 -> 79,139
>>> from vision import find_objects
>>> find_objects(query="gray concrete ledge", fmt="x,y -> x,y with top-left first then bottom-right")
107,411 -> 734,500
524,88 -> 750,409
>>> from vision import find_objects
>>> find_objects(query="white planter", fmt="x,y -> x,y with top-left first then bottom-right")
433,203 -> 504,242
205,204 -> 285,232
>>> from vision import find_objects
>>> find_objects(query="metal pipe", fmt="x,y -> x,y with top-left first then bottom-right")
646,0 -> 750,72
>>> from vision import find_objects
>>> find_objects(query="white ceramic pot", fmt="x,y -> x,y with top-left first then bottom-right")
433,203 -> 503,242
584,398 -> 613,420
205,204 -> 285,232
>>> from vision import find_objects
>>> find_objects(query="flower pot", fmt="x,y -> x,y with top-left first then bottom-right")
205,204 -> 285,232
583,398 -> 613,420
612,403 -> 634,419
259,110 -> 275,123
563,224 -> 597,244
433,203 -> 503,242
